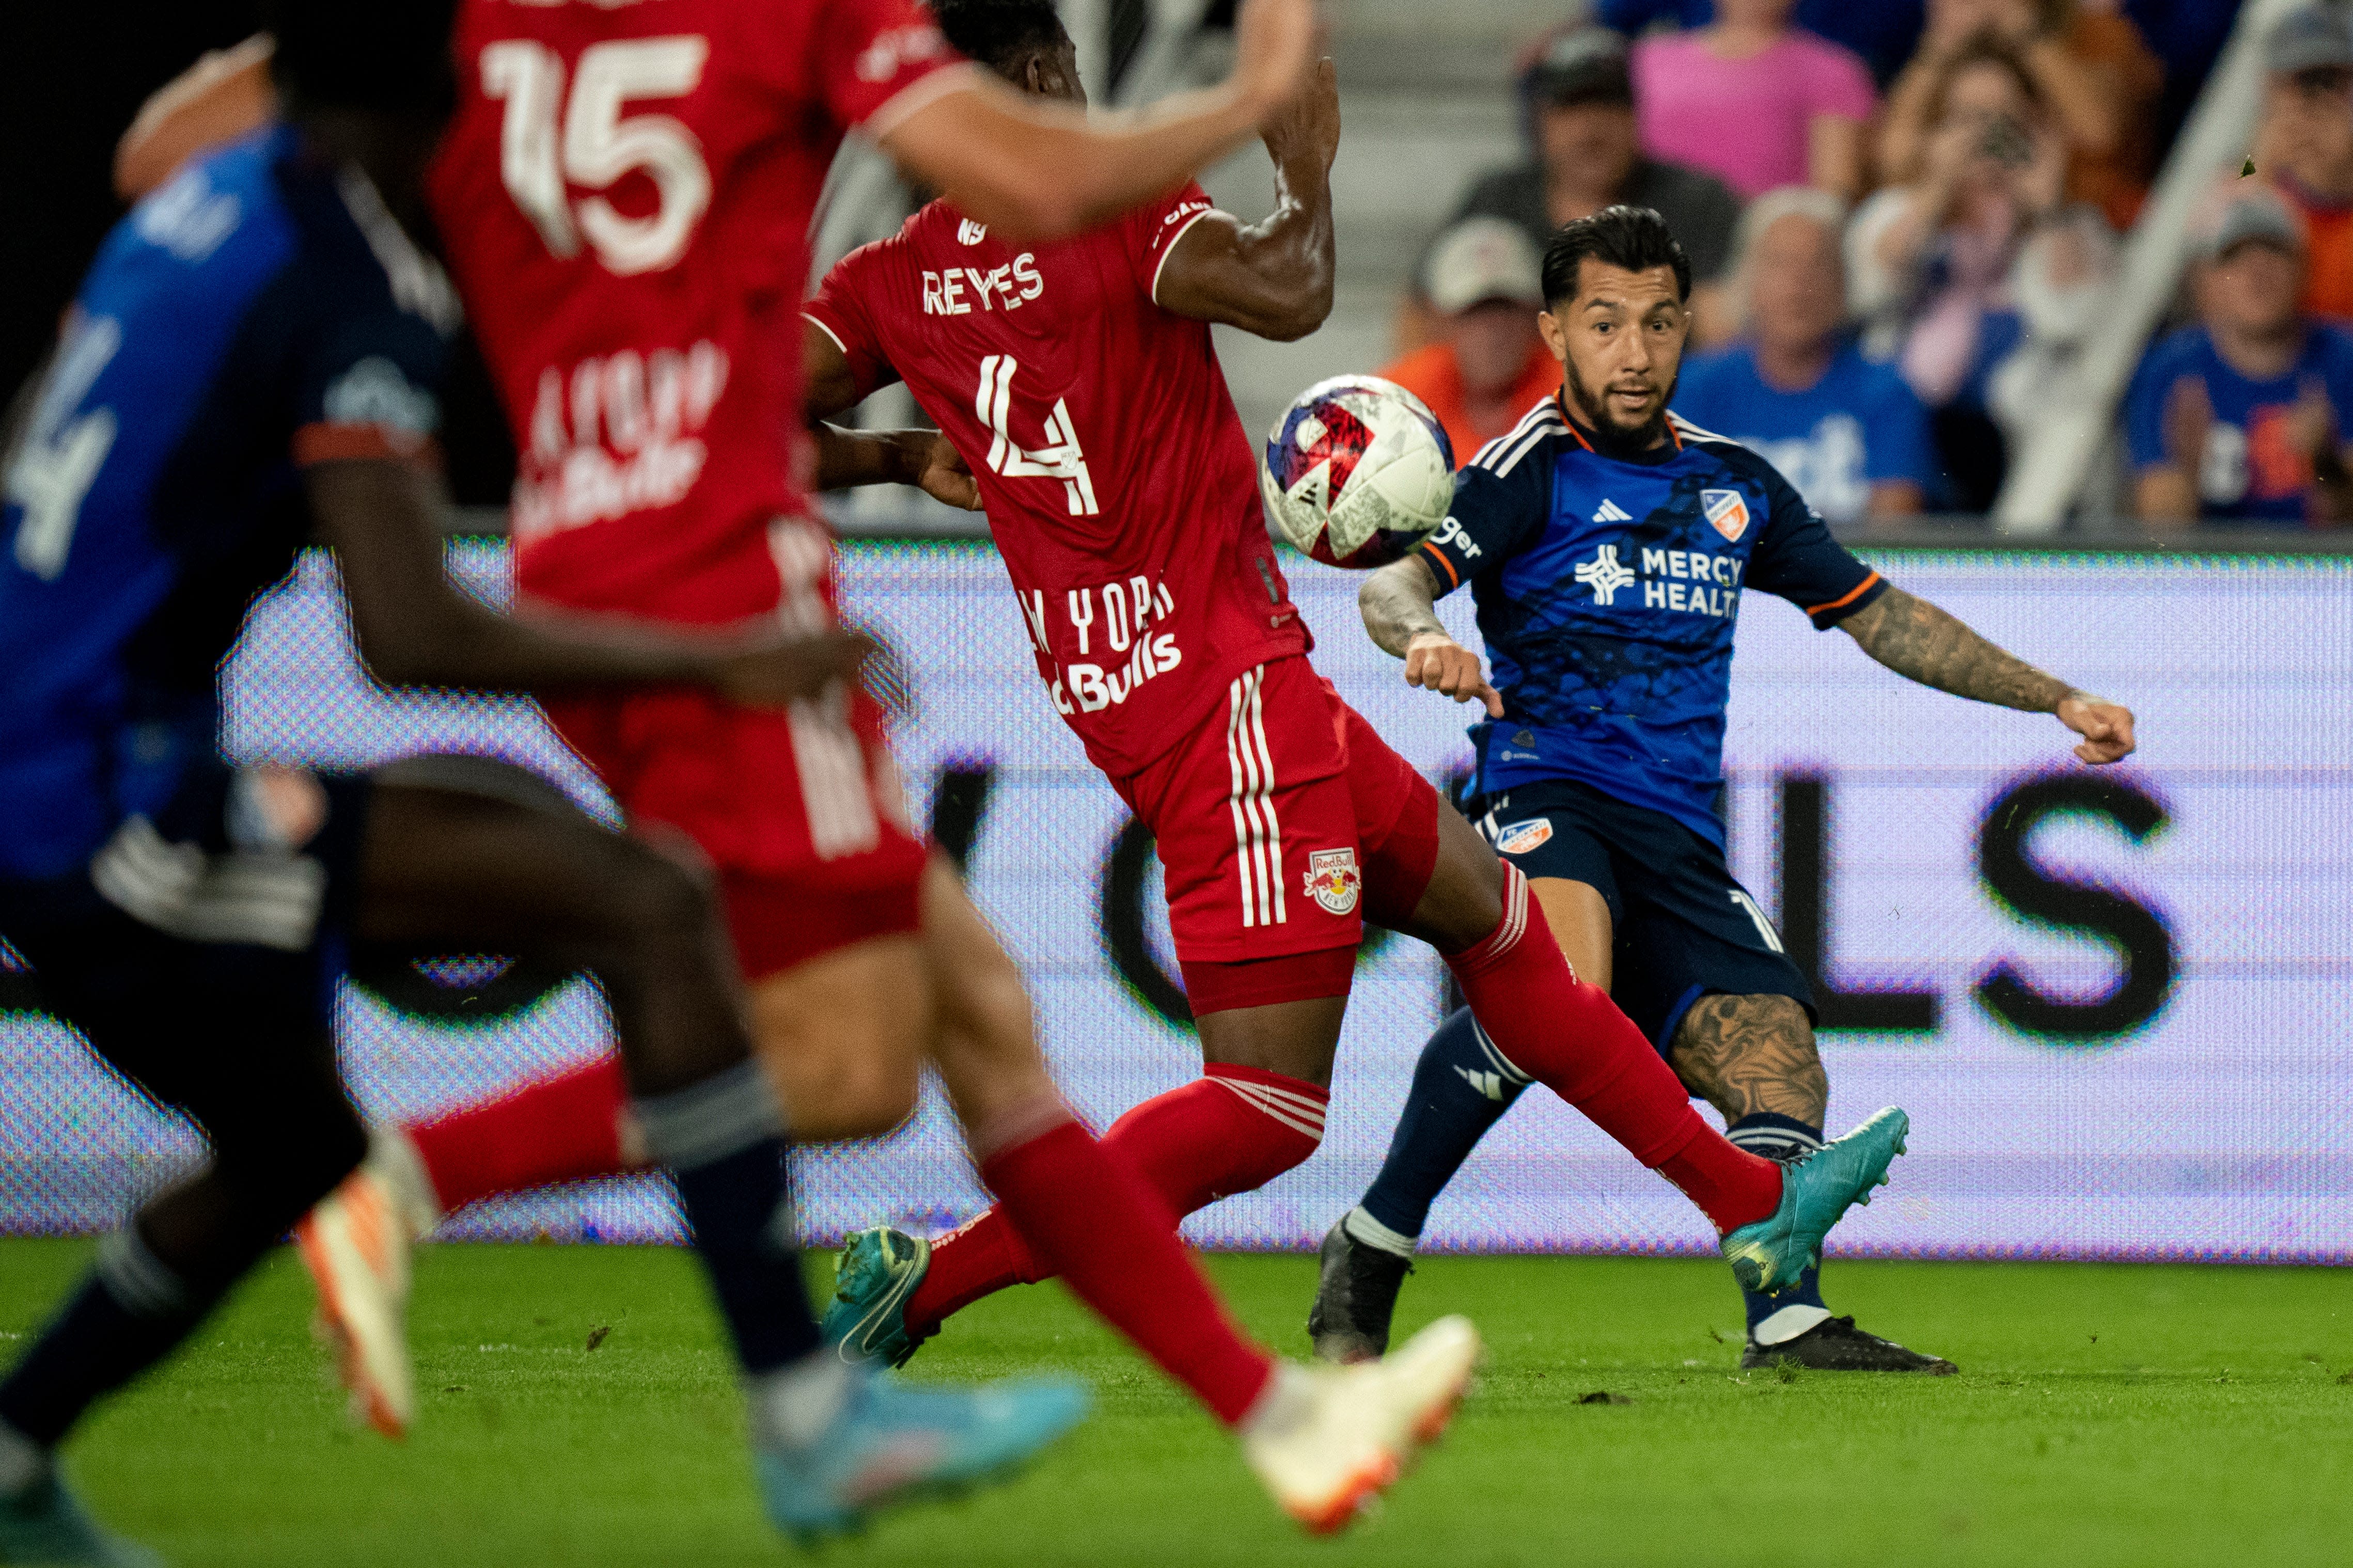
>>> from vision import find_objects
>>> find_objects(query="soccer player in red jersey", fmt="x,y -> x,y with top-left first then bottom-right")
798,0 -> 1912,1365
189,0 -> 1481,1536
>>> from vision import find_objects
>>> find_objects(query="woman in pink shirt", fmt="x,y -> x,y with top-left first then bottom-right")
1632,0 -> 1877,199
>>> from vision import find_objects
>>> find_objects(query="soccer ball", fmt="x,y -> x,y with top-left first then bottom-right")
1261,375 -> 1456,568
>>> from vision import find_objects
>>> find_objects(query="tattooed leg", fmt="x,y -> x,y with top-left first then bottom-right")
1668,993 -> 1825,1127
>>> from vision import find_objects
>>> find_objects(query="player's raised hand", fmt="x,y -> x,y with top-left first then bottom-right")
2057,693 -> 2136,765
713,629 -> 874,709
1262,56 -> 1341,172
1231,0 -> 1322,122
1404,632 -> 1503,718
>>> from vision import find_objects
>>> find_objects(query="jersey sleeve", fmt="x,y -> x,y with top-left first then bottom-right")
1415,447 -> 1551,598
1864,370 -> 1939,490
288,259 -> 452,469
2122,338 -> 2177,473
1126,182 -> 1222,305
804,239 -> 903,403
813,0 -> 975,140
1742,454 -> 1886,629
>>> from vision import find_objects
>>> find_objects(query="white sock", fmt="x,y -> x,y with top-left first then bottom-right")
751,1352 -> 855,1452
0,1418 -> 47,1497
1342,1206 -> 1417,1261
1238,1362 -> 1316,1440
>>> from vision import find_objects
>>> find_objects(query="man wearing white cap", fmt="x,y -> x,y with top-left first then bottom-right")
2126,185 -> 2353,526
1378,218 -> 1562,463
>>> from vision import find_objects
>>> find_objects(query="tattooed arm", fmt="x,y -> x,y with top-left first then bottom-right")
1838,584 -> 2137,764
1359,555 -> 1504,717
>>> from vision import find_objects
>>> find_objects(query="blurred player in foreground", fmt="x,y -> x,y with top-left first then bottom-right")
1313,205 -> 2137,1372
272,0 -> 1470,1537
0,4 -> 1107,1559
796,0 -> 1909,1376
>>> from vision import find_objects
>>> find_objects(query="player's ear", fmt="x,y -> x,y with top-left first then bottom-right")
1536,310 -> 1570,365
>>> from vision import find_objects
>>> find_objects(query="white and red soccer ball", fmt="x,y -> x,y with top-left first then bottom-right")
1260,375 -> 1456,568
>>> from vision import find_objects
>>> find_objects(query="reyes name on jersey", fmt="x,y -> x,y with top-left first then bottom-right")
1419,401 -> 1886,845
805,186 -> 1310,777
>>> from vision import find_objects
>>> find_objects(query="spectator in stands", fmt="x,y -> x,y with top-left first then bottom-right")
1381,219 -> 1561,464
1880,0 -> 2163,230
1676,189 -> 1940,524
2251,5 -> 2353,322
1597,0 -> 1926,87
2127,187 -> 2353,527
1631,0 -> 1878,199
1850,36 -> 2120,510
1428,29 -> 1743,345
2129,0 -> 2247,152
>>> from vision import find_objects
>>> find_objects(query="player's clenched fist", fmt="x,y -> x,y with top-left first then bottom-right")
1403,632 -> 1503,717
2057,693 -> 2137,766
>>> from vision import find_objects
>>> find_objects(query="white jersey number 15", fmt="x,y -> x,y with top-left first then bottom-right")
479,36 -> 711,277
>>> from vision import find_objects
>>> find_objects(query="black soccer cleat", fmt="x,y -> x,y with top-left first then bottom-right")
1305,1219 -> 1412,1364
1741,1315 -> 1958,1374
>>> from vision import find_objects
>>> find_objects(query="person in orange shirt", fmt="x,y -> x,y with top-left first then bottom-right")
1378,218 -> 1562,465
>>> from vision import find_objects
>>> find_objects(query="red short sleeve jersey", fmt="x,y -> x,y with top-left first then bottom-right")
805,187 -> 1309,775
430,0 -> 968,624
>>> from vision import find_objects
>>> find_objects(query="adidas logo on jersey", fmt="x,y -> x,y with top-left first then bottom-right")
1593,498 -> 1632,524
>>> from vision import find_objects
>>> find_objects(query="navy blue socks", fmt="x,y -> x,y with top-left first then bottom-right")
634,1062 -> 822,1377
0,1227 -> 215,1454
1353,1007 -> 1530,1247
1727,1113 -> 1832,1343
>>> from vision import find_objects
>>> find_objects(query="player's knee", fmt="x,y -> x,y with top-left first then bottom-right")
765,1020 -> 921,1141
604,833 -> 724,947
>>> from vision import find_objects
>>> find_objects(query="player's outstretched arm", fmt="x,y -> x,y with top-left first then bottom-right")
309,458 -> 868,705
1151,57 -> 1340,341
1837,584 -> 2136,764
1359,556 -> 1504,717
877,0 -> 1315,240
810,424 -> 981,511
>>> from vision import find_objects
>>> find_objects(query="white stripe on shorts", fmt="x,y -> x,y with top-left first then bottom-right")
1225,667 -> 1287,928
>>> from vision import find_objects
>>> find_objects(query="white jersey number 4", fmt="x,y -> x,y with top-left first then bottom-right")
479,37 -> 712,277
975,356 -> 1098,516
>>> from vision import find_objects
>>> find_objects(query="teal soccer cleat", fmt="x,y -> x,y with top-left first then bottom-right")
0,1472 -> 164,1567
823,1226 -> 936,1368
1720,1106 -> 1909,1293
755,1363 -> 1090,1543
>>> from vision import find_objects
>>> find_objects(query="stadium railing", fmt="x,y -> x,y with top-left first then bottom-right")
1993,0 -> 2316,534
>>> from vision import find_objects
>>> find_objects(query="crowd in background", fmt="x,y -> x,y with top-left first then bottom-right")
1380,0 -> 2353,530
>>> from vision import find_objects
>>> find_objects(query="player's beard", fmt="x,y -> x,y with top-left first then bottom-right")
1563,360 -> 1677,460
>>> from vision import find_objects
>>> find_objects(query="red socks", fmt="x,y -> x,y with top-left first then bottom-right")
1445,863 -> 1783,1233
976,1110 -> 1275,1426
406,1056 -> 636,1214
904,1064 -> 1328,1348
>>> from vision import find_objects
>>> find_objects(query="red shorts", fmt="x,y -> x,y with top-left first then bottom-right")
1108,655 -> 1442,1012
542,685 -> 928,982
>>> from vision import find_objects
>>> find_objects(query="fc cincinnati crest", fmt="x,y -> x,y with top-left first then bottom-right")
1303,849 -> 1362,915
1494,819 -> 1553,856
1701,488 -> 1751,542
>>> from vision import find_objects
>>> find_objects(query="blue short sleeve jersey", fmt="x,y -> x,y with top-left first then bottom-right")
2123,322 -> 2353,526
1417,397 -> 1886,845
0,125 -> 459,881
1671,340 -> 1939,524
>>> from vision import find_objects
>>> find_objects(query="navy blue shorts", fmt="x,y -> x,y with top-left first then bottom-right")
0,764 -> 372,1131
1464,777 -> 1812,1057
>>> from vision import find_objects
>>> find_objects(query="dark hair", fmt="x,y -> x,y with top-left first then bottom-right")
1923,34 -> 2047,126
930,0 -> 1071,80
1540,205 -> 1691,307
265,0 -> 459,119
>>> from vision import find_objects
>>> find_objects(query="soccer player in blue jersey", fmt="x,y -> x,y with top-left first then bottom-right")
0,6 -> 1090,1558
1308,206 -> 2138,1373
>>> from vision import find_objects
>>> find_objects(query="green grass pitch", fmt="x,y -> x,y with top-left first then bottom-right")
4,1238 -> 2349,1566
